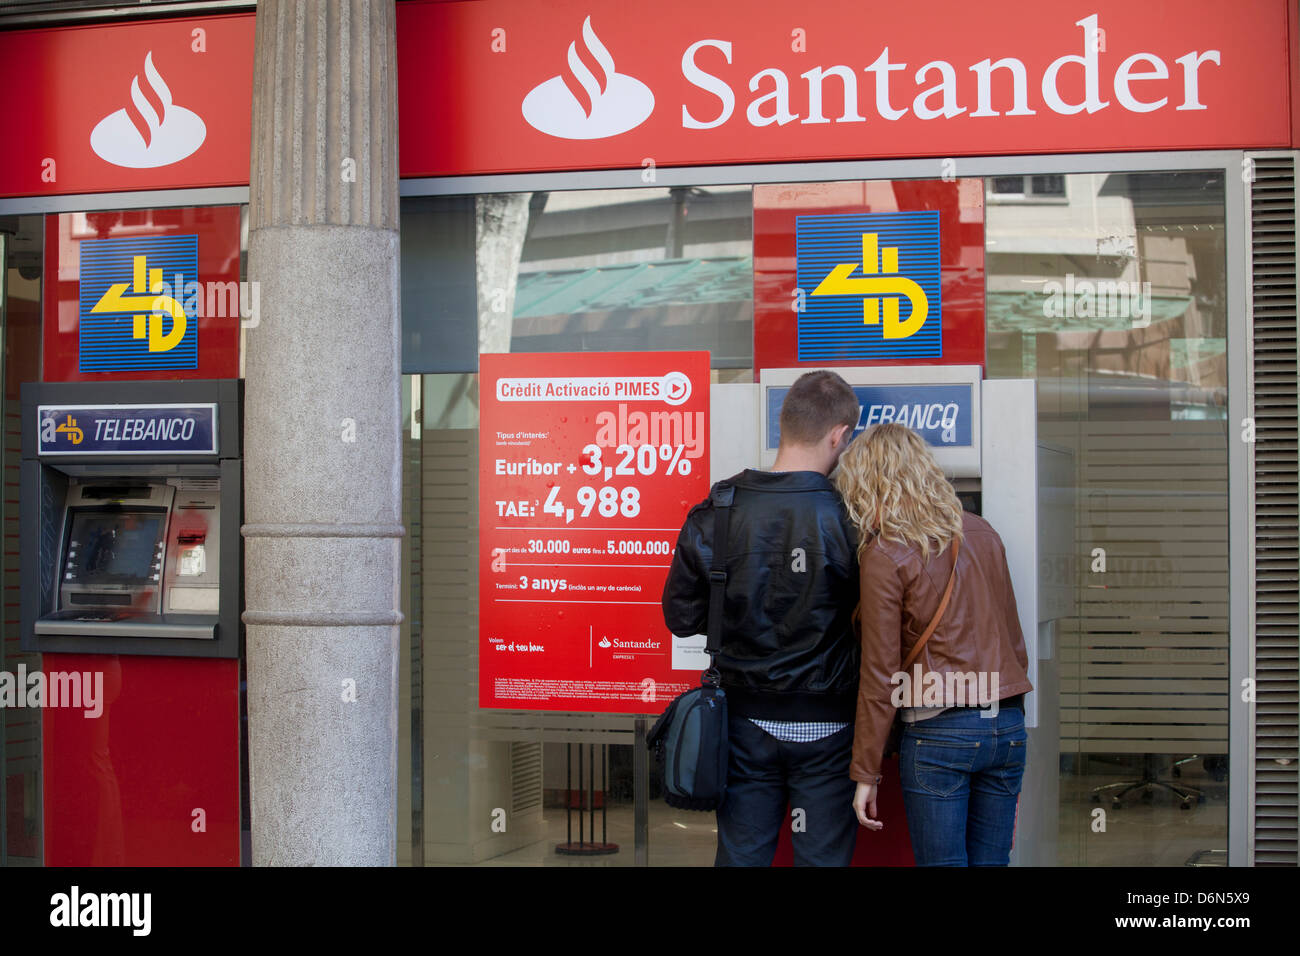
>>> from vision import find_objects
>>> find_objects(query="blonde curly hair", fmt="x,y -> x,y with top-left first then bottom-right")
834,423 -> 964,561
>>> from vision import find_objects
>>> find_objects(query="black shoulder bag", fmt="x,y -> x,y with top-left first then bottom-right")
646,485 -> 733,811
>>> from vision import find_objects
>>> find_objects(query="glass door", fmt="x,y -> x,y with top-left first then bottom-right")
985,170 -> 1231,865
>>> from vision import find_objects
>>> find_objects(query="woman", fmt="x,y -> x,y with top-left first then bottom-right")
834,423 -> 1033,866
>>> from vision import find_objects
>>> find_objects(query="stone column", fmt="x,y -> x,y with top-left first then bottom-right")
243,0 -> 402,865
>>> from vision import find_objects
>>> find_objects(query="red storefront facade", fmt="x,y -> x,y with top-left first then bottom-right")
1,0 -> 1296,868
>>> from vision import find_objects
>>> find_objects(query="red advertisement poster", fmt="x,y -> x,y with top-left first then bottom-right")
479,351 -> 710,713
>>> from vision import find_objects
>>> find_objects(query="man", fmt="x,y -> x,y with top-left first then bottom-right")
662,369 -> 863,866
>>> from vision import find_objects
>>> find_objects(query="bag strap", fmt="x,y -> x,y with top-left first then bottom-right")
703,485 -> 735,685
900,537 -> 960,673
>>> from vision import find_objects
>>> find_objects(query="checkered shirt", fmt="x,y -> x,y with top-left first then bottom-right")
747,718 -> 850,742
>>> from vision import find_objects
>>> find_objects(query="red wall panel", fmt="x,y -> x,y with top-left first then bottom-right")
753,179 -> 985,374
42,655 -> 240,866
42,205 -> 242,382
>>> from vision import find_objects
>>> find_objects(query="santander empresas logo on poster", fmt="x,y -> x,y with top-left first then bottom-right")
90,51 -> 207,168
521,16 -> 655,139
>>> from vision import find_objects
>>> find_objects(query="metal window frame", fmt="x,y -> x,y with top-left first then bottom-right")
1241,148 -> 1299,866
0,1 -> 253,29
0,229 -> 6,867
0,186 -> 249,217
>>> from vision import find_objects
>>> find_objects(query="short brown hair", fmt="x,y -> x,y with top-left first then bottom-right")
778,370 -> 860,446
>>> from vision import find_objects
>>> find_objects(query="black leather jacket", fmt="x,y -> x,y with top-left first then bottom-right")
661,469 -> 861,721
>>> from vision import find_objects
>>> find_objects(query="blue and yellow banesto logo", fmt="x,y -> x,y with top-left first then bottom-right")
795,211 -> 941,360
79,235 -> 199,372
48,414 -> 84,446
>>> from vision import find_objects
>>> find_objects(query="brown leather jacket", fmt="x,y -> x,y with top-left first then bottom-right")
849,510 -> 1032,784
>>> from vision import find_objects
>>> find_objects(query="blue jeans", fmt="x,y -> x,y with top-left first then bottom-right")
899,705 -> 1027,866
715,715 -> 857,866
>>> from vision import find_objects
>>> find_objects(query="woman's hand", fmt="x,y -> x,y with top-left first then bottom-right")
853,781 -> 883,830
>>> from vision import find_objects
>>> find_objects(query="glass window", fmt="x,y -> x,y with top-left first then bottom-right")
1030,174 -> 1066,197
397,168 -> 1232,868
399,187 -> 753,865
990,174 -> 1068,201
400,196 -> 477,375
986,170 -> 1229,866
400,188 -> 754,375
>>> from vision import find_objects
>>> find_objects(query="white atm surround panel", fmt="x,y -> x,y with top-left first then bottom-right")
979,379 -> 1039,728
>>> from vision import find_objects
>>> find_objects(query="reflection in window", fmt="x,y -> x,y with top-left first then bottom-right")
494,188 -> 754,367
987,171 -> 1226,418
989,174 -> 1067,199
986,170 -> 1229,867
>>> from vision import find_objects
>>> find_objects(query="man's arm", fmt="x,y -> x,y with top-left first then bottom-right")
661,501 -> 712,637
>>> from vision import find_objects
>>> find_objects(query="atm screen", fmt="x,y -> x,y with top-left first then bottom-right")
63,511 -> 164,587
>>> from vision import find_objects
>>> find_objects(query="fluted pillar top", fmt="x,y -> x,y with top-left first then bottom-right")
249,0 -> 399,231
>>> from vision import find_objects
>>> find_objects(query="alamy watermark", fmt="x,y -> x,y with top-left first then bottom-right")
1041,274 -> 1152,328
50,886 -> 150,936
0,665 -> 103,718
891,665 -> 1002,716
150,276 -> 261,328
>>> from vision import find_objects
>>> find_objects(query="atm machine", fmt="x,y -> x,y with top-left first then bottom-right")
706,365 -> 1069,866
20,379 -> 244,865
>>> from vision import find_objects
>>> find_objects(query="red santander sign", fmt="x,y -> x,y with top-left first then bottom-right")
398,0 -> 1294,176
0,14 -> 253,199
2,1 -> 1294,199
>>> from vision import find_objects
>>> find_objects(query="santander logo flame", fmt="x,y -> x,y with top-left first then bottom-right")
90,52 -> 207,168
522,17 -> 654,139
